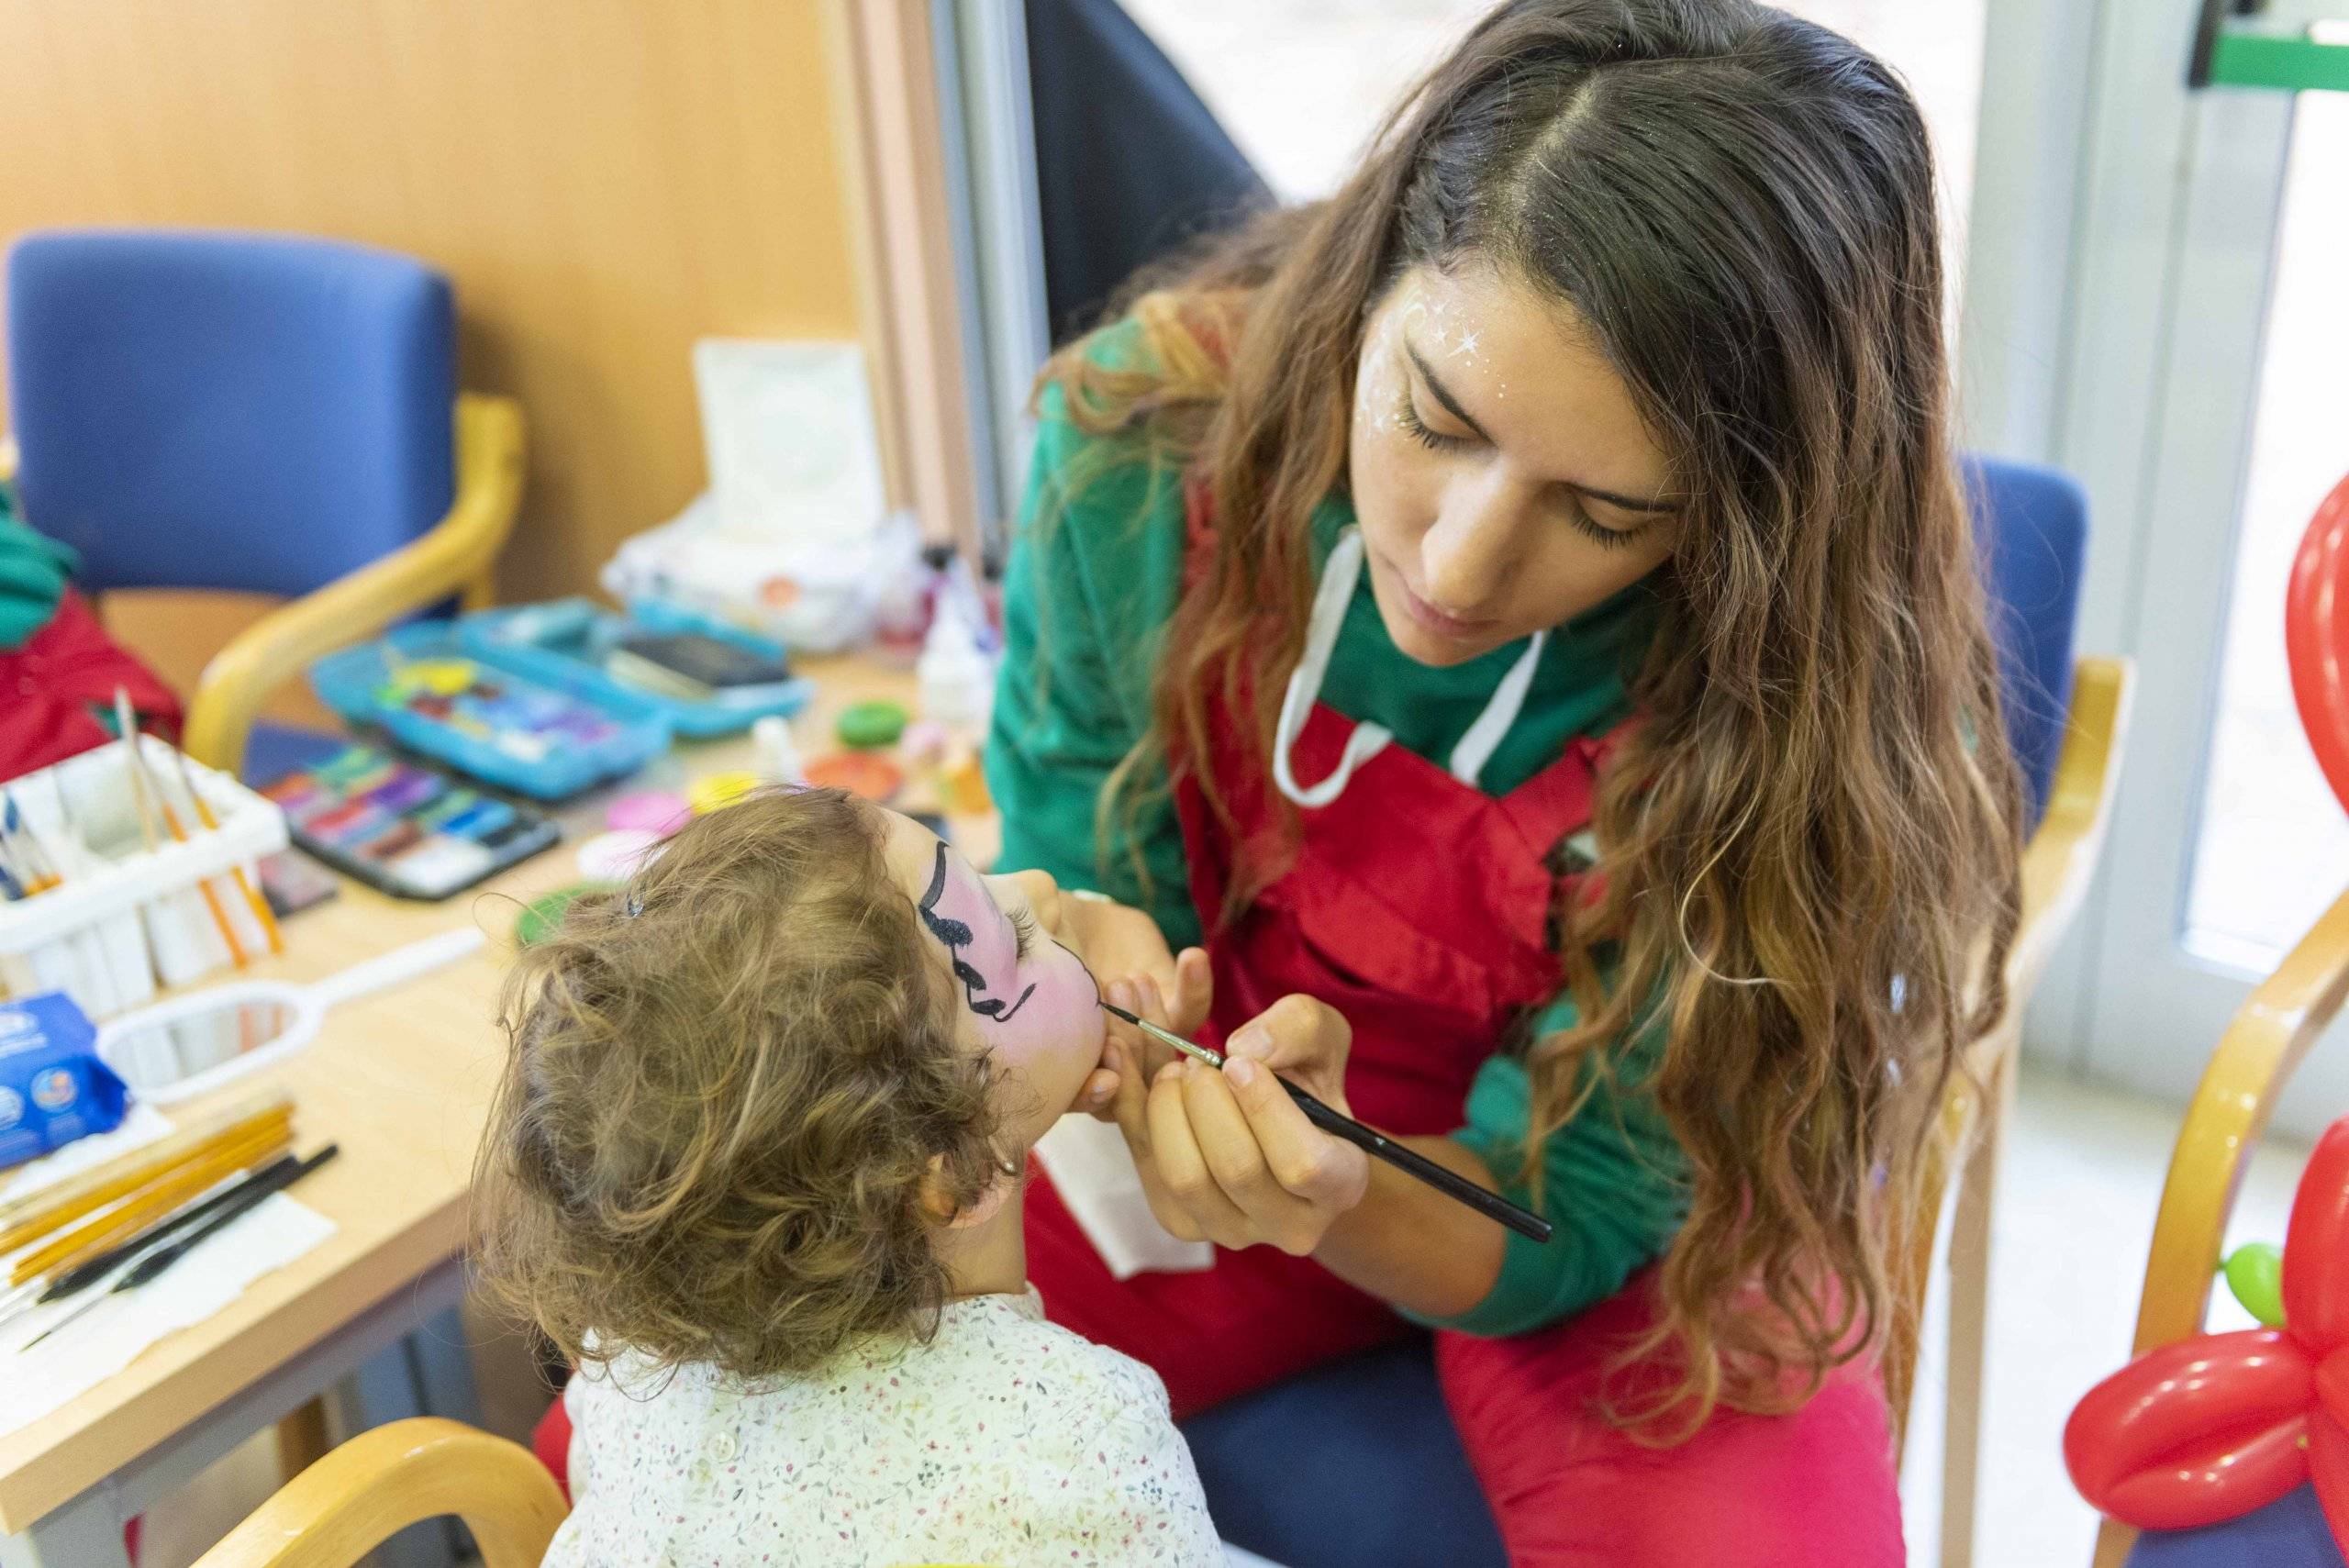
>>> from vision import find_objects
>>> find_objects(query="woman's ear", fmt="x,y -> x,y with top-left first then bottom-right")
920,1152 -> 1014,1230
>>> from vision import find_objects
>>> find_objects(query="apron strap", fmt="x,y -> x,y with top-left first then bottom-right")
1273,527 -> 1547,806
1446,629 -> 1545,788
1274,529 -> 1393,807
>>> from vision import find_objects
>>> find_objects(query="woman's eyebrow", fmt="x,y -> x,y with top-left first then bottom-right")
1404,339 -> 1680,516
1406,340 -> 1491,442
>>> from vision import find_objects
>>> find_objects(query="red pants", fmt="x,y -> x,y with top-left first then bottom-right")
1028,1171 -> 1906,1566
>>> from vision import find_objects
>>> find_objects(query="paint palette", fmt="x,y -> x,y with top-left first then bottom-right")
309,626 -> 671,799
262,744 -> 560,900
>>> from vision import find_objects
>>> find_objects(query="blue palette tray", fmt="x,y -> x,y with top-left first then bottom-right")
309,623 -> 671,800
459,598 -> 815,740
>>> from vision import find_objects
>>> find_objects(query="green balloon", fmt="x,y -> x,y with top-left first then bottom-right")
2222,1242 -> 2286,1328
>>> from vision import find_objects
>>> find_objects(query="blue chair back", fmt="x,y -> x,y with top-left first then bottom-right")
6,228 -> 457,598
1965,455 -> 2089,834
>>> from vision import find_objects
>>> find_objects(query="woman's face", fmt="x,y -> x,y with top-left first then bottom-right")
877,807 -> 1105,1151
1349,263 -> 1683,668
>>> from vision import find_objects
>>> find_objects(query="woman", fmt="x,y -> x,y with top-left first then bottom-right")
989,0 -> 2021,1561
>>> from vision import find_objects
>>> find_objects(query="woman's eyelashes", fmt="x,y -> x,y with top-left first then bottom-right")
1396,395 -> 1471,453
1394,393 -> 1649,553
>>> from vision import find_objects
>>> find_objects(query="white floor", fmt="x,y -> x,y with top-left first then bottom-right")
133,1060 -> 2311,1568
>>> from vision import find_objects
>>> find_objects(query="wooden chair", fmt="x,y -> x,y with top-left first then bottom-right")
189,1418 -> 566,1568
1886,655 -> 2135,1568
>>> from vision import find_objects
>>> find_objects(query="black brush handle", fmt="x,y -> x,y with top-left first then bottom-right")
1279,1082 -> 1553,1243
113,1145 -> 340,1293
39,1153 -> 301,1304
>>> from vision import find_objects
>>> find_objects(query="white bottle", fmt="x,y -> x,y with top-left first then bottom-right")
752,715 -> 806,784
918,581 -> 999,735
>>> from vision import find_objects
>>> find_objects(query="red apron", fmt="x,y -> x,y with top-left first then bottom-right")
1023,486 -> 1620,1413
1023,489 -> 1904,1564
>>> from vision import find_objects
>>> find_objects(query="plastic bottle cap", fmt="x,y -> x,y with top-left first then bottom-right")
836,700 -> 910,751
805,752 -> 905,802
607,790 -> 691,835
577,828 -> 661,884
688,771 -> 763,814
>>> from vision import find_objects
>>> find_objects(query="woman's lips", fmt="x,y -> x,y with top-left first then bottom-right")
1390,569 -> 1499,642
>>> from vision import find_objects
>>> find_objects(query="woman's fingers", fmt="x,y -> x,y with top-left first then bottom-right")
1222,1056 -> 1369,1214
1146,1062 -> 1252,1245
1107,1044 -> 1201,1240
1179,1061 -> 1325,1253
1168,947 -> 1214,1037
1224,995 -> 1354,1111
1077,1029 -> 1121,1121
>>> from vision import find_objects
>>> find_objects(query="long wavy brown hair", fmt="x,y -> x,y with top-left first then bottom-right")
1043,0 -> 2021,1431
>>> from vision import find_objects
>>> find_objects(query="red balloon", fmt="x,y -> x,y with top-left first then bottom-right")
2065,1329 -> 2315,1530
2315,1408 -> 2349,1553
2288,472 -> 2349,818
2322,1347 -> 2349,1429
2287,1118 -> 2349,1353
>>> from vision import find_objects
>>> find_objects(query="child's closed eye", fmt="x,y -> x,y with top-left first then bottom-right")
1008,907 -> 1039,961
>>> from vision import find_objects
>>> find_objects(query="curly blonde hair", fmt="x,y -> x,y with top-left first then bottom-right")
471,787 -> 1005,1381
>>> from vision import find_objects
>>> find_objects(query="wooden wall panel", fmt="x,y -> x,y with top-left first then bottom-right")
0,0 -> 865,606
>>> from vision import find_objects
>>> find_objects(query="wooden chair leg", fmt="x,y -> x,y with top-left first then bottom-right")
275,1398 -> 333,1480
1939,1048 -> 2015,1568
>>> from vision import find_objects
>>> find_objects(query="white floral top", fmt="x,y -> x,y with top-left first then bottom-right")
542,1288 -> 1224,1568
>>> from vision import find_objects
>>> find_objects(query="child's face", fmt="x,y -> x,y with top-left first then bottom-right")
878,808 -> 1108,1146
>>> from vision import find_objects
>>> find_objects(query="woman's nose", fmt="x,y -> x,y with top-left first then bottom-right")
1420,476 -> 1529,614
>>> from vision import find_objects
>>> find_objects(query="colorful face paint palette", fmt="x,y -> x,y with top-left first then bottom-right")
308,626 -> 672,799
262,744 -> 561,901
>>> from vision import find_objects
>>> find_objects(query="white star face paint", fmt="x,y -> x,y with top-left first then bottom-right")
879,809 -> 1107,1149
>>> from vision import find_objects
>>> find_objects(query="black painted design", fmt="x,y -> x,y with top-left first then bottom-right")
918,841 -> 1036,1023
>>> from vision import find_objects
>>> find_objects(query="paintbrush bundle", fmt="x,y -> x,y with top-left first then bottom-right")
0,729 -> 287,1021
0,1092 -> 301,1339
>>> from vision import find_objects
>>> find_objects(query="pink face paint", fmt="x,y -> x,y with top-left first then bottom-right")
915,844 -> 1104,1075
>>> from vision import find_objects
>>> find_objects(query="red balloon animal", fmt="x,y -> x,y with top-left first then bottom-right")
2288,472 -> 2349,819
2066,1116 -> 2349,1545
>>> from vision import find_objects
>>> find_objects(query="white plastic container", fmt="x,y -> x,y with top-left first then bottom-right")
0,738 -> 289,1021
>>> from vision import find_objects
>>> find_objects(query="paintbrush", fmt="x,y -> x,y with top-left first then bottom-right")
114,688 -> 248,968
21,1143 -> 340,1351
167,747 -> 283,955
1099,1003 -> 1553,1243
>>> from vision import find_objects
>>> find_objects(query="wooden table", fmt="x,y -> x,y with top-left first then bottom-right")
0,657 -> 990,1566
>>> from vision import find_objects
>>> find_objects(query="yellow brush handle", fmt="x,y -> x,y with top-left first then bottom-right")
8,1123 -> 293,1285
0,1095 -> 293,1251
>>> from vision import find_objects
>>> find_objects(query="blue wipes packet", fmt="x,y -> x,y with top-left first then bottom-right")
0,992 -> 128,1170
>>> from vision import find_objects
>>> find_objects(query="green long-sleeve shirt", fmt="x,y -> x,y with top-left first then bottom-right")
983,321 -> 1689,1336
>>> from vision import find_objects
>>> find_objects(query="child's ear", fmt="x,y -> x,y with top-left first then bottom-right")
921,1152 -> 1012,1230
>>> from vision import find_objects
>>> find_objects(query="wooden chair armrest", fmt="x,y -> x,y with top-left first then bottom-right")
189,1418 -> 565,1568
2127,884 -> 2349,1354
181,394 -> 524,771
2006,658 -> 2134,1001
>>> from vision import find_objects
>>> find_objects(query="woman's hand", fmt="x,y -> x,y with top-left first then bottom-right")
1105,995 -> 1370,1256
1048,891 -> 1209,1115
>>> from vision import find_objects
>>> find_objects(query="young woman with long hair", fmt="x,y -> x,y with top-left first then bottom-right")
990,0 -> 2021,1559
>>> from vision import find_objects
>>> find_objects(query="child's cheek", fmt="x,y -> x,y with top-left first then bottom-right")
985,956 -> 1102,1073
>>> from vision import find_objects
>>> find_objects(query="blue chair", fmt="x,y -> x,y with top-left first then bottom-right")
2,228 -> 524,781
1178,457 -> 2127,1568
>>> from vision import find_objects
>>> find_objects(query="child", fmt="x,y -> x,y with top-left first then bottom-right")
474,785 -> 1223,1567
